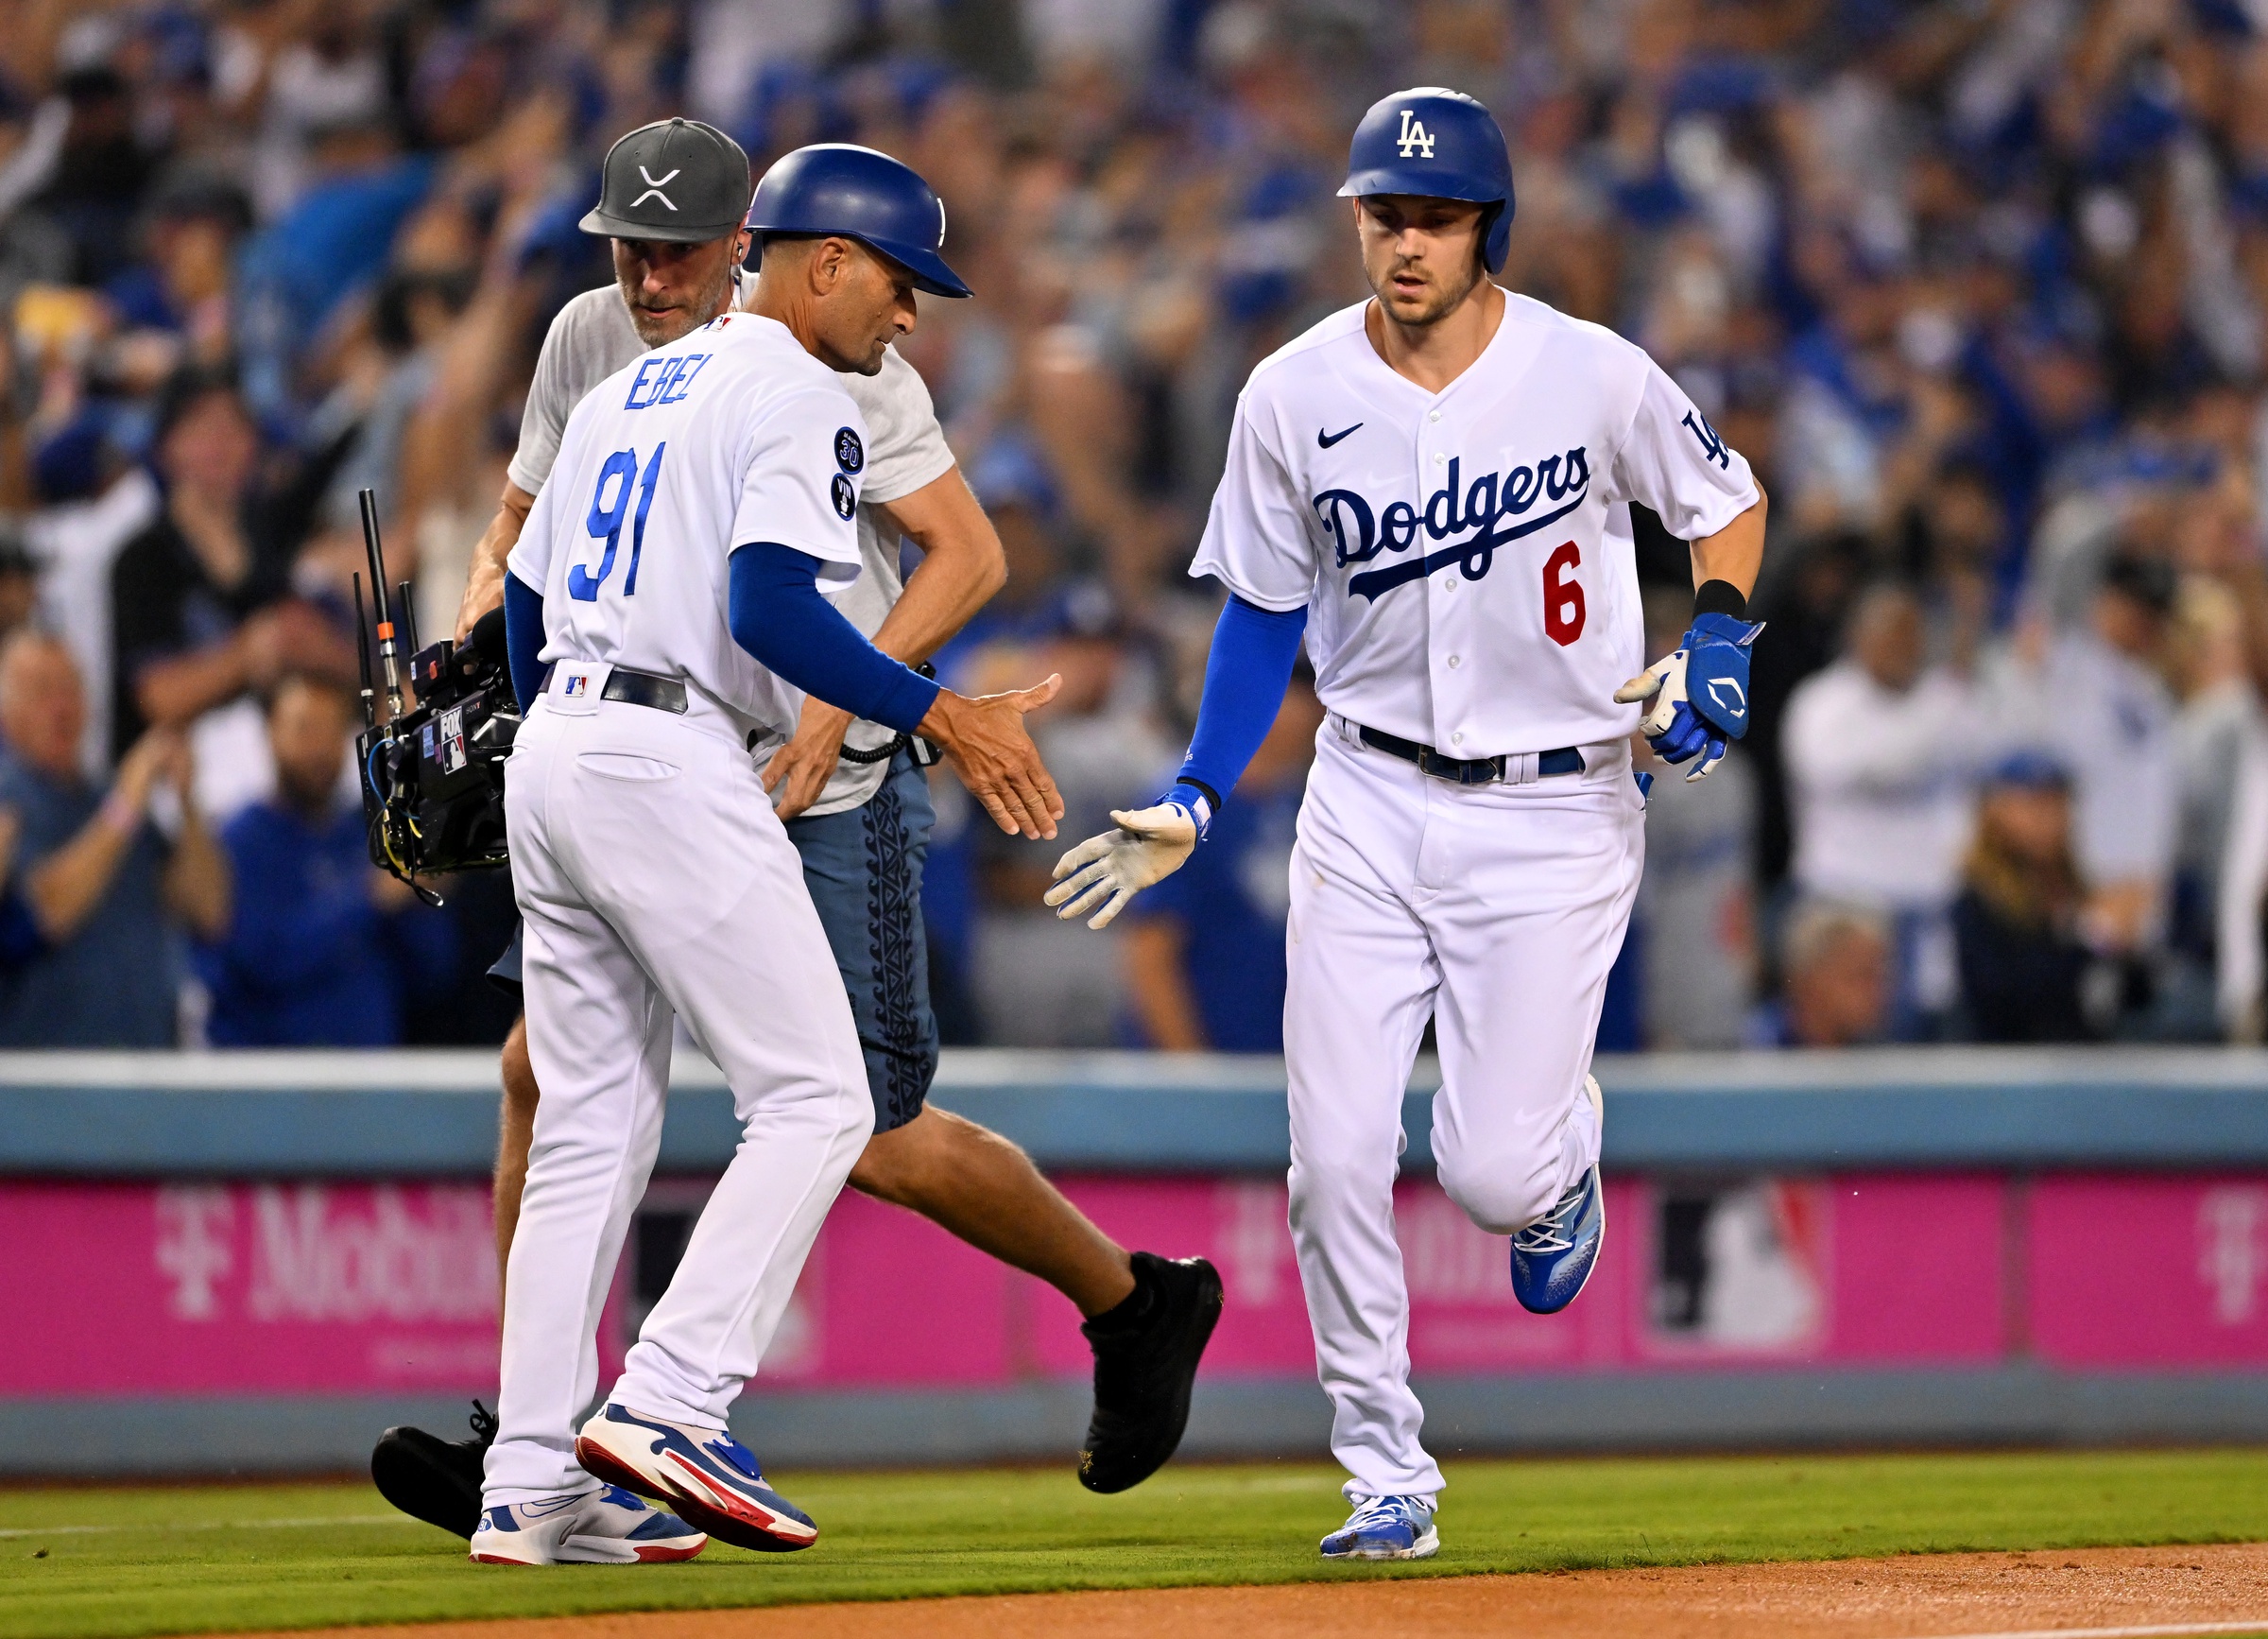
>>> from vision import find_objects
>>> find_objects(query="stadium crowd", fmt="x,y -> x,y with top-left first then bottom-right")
0,0 -> 2257,1053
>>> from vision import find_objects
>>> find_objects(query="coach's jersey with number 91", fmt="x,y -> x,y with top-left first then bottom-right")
1191,293 -> 1759,757
507,311 -> 867,739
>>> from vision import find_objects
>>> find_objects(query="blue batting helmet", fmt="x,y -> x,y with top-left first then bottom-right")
745,144 -> 972,299
1338,88 -> 1516,274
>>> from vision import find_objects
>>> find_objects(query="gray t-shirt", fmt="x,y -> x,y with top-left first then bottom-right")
508,284 -> 957,815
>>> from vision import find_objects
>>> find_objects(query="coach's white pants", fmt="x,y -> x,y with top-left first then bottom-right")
485,689 -> 873,1505
1285,728 -> 1643,1504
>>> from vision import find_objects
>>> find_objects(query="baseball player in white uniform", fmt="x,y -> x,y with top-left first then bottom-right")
1048,89 -> 1767,1560
474,147 -> 1063,1565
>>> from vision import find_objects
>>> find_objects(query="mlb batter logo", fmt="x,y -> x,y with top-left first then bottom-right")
563,675 -> 590,698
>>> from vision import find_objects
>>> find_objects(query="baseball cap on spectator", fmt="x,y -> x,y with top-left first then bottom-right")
1984,749 -> 2070,790
2100,550 -> 2176,615
139,174 -> 252,237
579,118 -> 751,243
966,436 -> 1060,521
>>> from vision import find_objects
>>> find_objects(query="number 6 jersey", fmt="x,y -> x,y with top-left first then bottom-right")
507,310 -> 867,739
1191,292 -> 1759,756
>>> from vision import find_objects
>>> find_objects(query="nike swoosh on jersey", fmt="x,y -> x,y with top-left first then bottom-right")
1317,423 -> 1364,448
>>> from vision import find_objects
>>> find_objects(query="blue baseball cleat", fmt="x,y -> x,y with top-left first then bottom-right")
468,1484 -> 706,1565
575,1402 -> 817,1553
1509,1074 -> 1606,1315
1321,1493 -> 1438,1561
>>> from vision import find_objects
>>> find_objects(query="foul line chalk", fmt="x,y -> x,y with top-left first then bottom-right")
0,1514 -> 412,1539
1918,1622 -> 2268,1639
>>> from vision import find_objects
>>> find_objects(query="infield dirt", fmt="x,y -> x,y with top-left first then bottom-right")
238,1543 -> 2268,1639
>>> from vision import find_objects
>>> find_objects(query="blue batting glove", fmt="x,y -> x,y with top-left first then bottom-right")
1612,612 -> 1764,783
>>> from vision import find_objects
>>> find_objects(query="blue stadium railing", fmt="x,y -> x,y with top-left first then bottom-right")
0,1045 -> 2264,1177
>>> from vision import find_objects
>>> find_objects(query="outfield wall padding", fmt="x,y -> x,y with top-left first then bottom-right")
3,1046 -> 2266,1475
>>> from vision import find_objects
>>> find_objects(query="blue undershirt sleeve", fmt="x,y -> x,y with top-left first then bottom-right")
504,574 -> 546,713
1168,594 -> 1308,825
728,544 -> 942,734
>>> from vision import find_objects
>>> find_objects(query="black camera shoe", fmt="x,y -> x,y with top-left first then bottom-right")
1078,1252 -> 1225,1493
371,1401 -> 495,1539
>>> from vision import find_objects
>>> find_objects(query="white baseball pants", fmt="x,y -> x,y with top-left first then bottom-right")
485,677 -> 873,1505
1285,724 -> 1643,1503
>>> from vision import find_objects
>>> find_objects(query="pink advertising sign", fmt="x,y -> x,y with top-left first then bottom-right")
0,1181 -> 624,1396
0,1170 -> 2257,1399
2027,1175 -> 2268,1367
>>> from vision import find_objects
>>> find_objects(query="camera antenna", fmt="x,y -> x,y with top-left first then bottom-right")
352,572 -> 376,733
398,580 -> 419,657
358,488 -> 405,721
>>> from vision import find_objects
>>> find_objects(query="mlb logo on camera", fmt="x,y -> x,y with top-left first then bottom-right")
564,675 -> 589,698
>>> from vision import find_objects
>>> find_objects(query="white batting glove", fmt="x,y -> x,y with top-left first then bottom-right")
1043,802 -> 1199,929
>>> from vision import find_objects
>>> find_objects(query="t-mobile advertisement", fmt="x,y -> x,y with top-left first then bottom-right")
1,1172 -> 2261,1395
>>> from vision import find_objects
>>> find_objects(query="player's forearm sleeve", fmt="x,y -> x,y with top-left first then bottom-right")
504,574 -> 547,712
1173,595 -> 1308,813
728,543 -> 942,733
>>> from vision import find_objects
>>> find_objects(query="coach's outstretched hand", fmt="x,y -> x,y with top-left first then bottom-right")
919,675 -> 1066,840
1044,802 -> 1198,929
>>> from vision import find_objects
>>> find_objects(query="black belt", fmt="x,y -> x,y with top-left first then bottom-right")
601,667 -> 686,713
542,664 -> 687,714
1356,723 -> 1584,785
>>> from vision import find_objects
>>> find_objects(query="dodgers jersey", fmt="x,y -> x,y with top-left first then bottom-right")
507,285 -> 954,817
1193,293 -> 1760,756
508,310 -> 865,738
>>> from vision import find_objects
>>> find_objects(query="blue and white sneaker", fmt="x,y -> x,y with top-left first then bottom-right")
1320,1493 -> 1438,1561
468,1485 -> 706,1565
575,1402 -> 817,1553
1509,1074 -> 1606,1315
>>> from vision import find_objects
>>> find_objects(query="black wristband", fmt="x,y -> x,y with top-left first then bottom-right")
1179,776 -> 1224,816
1692,579 -> 1748,621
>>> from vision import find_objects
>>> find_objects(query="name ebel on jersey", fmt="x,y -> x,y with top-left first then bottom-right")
1312,446 -> 1591,602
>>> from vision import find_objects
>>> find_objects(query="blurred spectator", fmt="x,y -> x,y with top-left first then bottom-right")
1744,531 -> 1867,895
198,673 -> 450,1045
1632,590 -> 1756,1049
1122,668 -> 1321,1051
103,178 -> 249,369
1952,753 -> 2096,1044
966,585 -> 1176,1046
1753,901 -> 1892,1048
0,532 -> 39,648
1991,552 -> 2181,962
0,630 -> 228,1045
109,366 -> 353,779
35,67 -> 159,286
1782,581 -> 1985,1032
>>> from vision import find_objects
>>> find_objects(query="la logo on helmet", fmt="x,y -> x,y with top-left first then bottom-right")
1395,110 -> 1435,158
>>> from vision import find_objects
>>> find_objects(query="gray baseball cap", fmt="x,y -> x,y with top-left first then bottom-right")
579,118 -> 752,243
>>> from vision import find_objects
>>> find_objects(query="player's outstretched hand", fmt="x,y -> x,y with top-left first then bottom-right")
1043,802 -> 1198,929
919,675 -> 1066,840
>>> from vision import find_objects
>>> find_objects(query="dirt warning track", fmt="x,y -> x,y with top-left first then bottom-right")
242,1541 -> 2268,1639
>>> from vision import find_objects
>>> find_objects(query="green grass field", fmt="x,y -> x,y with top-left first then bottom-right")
3,1449 -> 2266,1639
